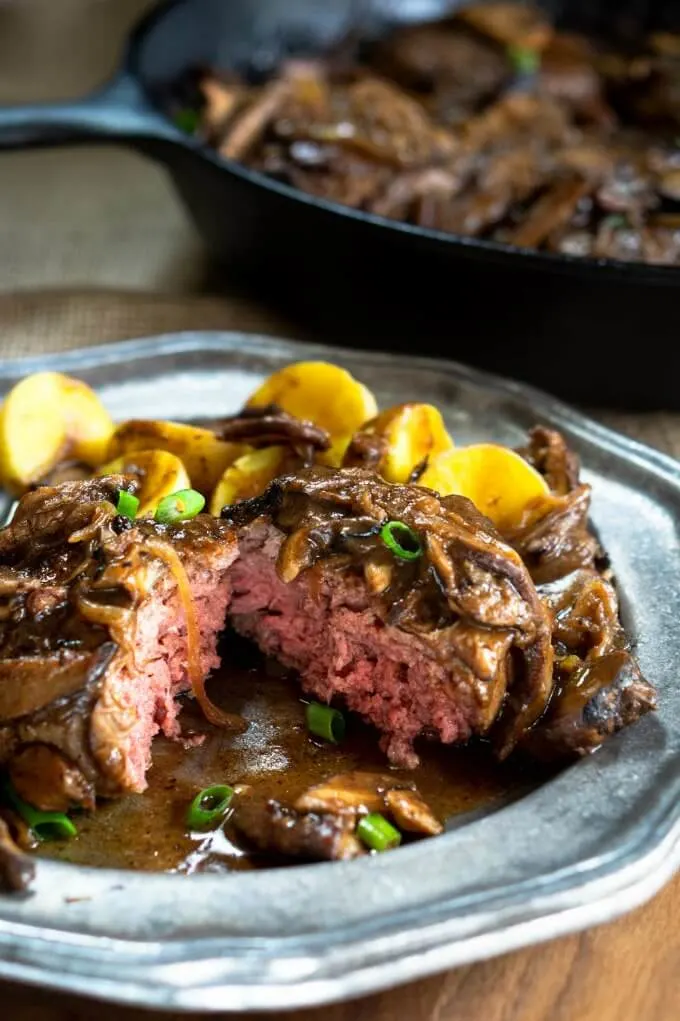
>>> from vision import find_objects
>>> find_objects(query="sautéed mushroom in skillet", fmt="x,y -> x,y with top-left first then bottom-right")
168,1 -> 680,266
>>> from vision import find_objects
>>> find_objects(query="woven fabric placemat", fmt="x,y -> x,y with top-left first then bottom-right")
0,288 -> 294,358
0,0 -> 207,297
0,1 -> 300,361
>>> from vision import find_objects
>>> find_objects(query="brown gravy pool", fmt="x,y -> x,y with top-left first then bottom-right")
43,646 -> 550,874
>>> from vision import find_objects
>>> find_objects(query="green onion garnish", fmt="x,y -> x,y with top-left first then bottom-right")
3,780 -> 77,842
305,701 -> 346,744
357,813 -> 401,852
154,488 -> 205,524
173,108 -> 200,134
602,214 -> 628,231
379,520 -> 423,561
116,490 -> 140,520
508,45 -> 540,75
186,785 -> 234,830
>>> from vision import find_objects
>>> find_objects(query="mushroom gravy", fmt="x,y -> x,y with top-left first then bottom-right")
43,638 -> 549,874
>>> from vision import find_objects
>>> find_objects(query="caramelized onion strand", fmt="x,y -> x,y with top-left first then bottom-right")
145,537 -> 246,732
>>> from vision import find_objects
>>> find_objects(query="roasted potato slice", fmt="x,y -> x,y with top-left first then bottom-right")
98,450 -> 191,518
59,376 -> 115,467
345,403 -> 453,483
246,361 -> 377,465
0,372 -> 114,494
107,420 -> 244,496
0,375 -> 66,493
419,443 -> 550,529
209,445 -> 291,516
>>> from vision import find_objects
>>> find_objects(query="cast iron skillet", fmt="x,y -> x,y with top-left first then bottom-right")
0,0 -> 678,408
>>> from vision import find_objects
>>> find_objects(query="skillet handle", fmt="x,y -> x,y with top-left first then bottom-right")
0,70 -> 179,149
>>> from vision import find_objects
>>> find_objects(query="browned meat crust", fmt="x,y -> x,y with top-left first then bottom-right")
0,477 -> 236,809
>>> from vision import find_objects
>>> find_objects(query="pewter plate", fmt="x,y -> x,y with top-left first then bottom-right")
0,332 -> 678,1014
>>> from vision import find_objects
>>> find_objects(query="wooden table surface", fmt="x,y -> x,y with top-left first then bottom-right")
0,2 -> 678,1018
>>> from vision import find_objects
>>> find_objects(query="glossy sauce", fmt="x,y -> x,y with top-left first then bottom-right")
44,639 -> 549,874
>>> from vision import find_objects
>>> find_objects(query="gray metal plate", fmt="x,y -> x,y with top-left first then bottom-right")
0,332 -> 677,1013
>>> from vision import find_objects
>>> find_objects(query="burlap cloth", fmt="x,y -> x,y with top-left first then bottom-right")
0,0 -> 295,354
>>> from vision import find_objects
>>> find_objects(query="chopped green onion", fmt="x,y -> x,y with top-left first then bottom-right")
154,488 -> 205,524
173,108 -> 201,134
357,813 -> 401,852
186,785 -> 234,830
508,45 -> 540,75
2,780 -> 77,842
305,702 -> 345,744
116,490 -> 140,520
601,214 -> 628,231
380,520 -> 423,561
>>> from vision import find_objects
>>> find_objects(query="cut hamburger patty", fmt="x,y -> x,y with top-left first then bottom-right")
0,477 -> 236,810
224,466 -> 555,767
0,450 -> 656,816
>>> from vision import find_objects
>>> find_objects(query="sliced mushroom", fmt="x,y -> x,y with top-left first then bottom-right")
508,175 -> 592,249
295,771 -> 412,816
0,817 -> 35,892
219,79 -> 292,161
295,771 -> 443,836
384,789 -> 444,835
657,168 -> 680,201
363,561 -> 393,595
10,744 -> 95,813
231,797 -> 365,862
199,77 -> 244,136
216,405 -> 330,457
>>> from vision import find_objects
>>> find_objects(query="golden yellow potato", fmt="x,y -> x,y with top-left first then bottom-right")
346,403 -> 453,483
98,449 -> 191,518
209,446 -> 290,515
419,444 -> 550,529
0,372 -> 114,494
246,361 -> 377,465
59,376 -> 115,467
107,420 -> 244,496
